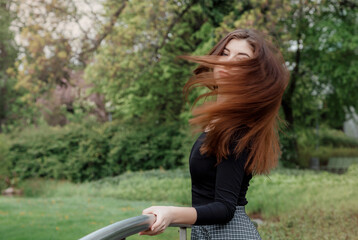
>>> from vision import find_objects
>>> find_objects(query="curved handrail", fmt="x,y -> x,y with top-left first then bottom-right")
79,214 -> 192,240
79,214 -> 155,240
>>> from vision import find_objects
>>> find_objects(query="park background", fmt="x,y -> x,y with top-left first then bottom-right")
0,0 -> 357,239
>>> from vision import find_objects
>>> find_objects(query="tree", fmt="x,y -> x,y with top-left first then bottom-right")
5,0 -> 129,127
303,0 -> 358,129
84,0 -> 245,125
85,0 -> 202,124
204,0 -> 358,165
0,0 -> 18,132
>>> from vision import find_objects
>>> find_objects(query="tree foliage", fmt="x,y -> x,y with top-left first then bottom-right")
0,0 -> 18,132
1,0 -> 357,167
85,0 -> 202,124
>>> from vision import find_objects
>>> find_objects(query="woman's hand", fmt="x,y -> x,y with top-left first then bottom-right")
139,206 -> 173,236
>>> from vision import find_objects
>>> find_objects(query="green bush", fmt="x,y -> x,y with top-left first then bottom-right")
0,134 -> 11,190
7,121 -> 188,182
299,147 -> 358,167
296,128 -> 358,168
319,128 -> 358,148
279,130 -> 299,168
107,123 -> 187,174
9,125 -> 75,179
63,124 -> 113,182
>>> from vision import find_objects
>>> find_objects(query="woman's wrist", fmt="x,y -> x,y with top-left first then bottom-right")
168,206 -> 197,225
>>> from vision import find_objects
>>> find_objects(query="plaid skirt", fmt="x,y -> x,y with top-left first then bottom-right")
191,206 -> 262,240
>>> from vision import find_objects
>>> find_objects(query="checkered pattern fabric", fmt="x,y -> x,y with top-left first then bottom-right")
191,206 -> 262,240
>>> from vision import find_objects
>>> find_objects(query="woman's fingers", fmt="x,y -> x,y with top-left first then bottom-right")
142,207 -> 165,230
139,227 -> 165,236
150,216 -> 164,231
140,206 -> 172,236
139,218 -> 167,236
142,207 -> 154,215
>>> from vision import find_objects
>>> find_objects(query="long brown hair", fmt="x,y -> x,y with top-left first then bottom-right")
182,29 -> 289,175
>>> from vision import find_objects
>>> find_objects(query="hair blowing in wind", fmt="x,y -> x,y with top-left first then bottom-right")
182,29 -> 289,175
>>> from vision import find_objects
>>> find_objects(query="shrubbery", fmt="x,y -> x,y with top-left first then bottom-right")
3,121 -> 358,185
319,128 -> 358,148
297,127 -> 358,168
4,121 -> 190,183
0,134 -> 11,190
279,130 -> 299,168
299,147 -> 358,167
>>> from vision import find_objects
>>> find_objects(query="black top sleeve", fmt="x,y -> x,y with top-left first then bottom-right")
193,148 -> 248,225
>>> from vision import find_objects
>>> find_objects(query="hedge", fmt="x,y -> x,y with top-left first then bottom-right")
5,121 -> 189,183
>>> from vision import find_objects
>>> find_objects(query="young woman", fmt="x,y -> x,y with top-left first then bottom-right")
139,29 -> 289,239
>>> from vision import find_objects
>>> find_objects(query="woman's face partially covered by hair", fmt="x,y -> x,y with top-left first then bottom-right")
213,39 -> 254,79
183,29 -> 289,173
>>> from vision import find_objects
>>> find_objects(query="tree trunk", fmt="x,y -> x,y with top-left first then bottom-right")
280,1 -> 304,167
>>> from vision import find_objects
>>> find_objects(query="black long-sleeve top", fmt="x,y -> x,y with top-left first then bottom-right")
189,132 -> 252,225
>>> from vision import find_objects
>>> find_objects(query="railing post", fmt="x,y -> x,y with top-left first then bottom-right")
170,223 -> 191,240
179,227 -> 187,240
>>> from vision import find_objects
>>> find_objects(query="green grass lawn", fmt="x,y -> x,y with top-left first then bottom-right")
259,204 -> 358,240
0,197 -> 183,240
1,165 -> 358,239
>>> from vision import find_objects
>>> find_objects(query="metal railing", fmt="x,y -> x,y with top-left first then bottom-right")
79,214 -> 192,240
